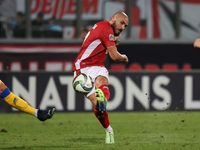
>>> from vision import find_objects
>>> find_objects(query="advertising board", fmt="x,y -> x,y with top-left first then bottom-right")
1,72 -> 200,112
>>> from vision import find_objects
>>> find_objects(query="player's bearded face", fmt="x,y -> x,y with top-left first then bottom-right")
111,21 -> 122,36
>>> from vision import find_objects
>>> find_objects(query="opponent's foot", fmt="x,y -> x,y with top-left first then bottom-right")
95,89 -> 107,113
105,132 -> 115,144
37,108 -> 55,122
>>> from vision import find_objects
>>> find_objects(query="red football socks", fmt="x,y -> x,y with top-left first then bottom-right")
93,84 -> 110,128
98,84 -> 110,101
93,108 -> 110,128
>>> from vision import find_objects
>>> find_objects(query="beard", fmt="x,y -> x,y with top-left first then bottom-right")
111,21 -> 120,36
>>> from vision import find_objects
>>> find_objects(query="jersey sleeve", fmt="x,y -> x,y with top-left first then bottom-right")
99,28 -> 115,47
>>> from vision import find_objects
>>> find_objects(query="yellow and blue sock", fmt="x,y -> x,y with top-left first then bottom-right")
0,87 -> 36,115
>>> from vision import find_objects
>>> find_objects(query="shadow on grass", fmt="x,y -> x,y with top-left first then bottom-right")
68,137 -> 104,143
0,146 -> 71,150
0,137 -> 104,150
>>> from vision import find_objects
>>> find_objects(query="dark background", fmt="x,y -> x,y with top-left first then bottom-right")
0,43 -> 198,71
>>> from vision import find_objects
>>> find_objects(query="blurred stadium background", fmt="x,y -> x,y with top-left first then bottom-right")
0,0 -> 200,113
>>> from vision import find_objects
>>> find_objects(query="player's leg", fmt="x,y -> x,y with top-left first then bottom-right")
88,76 -> 115,144
75,66 -> 115,143
0,80 -> 55,121
95,76 -> 109,112
95,76 -> 114,144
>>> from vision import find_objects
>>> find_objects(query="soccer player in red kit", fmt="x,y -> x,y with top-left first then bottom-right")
72,11 -> 129,144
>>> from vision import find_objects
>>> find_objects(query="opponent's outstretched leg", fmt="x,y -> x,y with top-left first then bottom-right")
0,80 -> 55,122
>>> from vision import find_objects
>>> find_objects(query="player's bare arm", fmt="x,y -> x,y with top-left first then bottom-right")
107,45 -> 128,64
194,38 -> 200,48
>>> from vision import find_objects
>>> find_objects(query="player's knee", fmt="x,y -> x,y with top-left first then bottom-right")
0,80 -> 7,94
95,76 -> 108,88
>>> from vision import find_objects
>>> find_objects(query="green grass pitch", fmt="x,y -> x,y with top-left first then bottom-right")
0,111 -> 200,150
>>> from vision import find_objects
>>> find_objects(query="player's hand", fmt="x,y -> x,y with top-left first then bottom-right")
194,38 -> 200,48
114,35 -> 121,46
122,54 -> 128,64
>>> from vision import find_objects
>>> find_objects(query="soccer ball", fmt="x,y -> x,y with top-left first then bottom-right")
72,73 -> 94,95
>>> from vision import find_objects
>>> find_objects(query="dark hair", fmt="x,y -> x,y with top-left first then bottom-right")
17,12 -> 24,17
37,12 -> 44,18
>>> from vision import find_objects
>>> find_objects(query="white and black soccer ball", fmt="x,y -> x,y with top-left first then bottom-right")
72,73 -> 94,95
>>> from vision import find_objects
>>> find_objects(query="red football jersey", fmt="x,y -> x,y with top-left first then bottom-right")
72,20 -> 115,71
